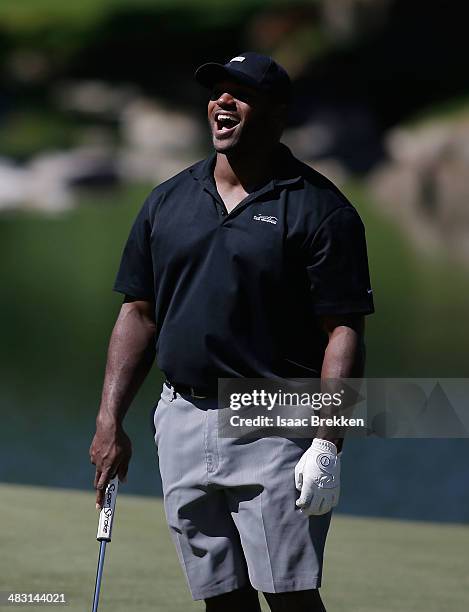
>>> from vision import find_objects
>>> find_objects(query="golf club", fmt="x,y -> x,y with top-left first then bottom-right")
92,476 -> 119,612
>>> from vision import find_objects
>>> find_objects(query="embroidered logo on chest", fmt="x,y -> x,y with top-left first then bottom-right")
253,214 -> 278,225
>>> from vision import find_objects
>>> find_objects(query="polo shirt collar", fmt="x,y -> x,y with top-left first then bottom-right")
189,152 -> 216,182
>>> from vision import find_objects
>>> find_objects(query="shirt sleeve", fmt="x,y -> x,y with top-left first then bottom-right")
305,206 -> 374,315
113,195 -> 155,300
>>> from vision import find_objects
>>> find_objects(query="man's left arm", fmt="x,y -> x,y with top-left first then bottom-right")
317,313 -> 365,451
295,315 -> 365,515
295,314 -> 365,516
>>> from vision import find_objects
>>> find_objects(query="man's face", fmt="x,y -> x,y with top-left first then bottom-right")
207,79 -> 281,154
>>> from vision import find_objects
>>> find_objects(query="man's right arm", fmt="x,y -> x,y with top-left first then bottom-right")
89,297 -> 156,508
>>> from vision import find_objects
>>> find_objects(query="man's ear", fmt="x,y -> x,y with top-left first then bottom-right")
270,102 -> 288,122
268,102 -> 288,138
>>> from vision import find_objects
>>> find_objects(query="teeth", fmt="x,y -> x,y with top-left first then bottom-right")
215,113 -> 239,132
216,114 -> 238,123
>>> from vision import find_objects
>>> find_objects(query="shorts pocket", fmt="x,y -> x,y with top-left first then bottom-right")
153,385 -> 171,445
149,400 -> 159,437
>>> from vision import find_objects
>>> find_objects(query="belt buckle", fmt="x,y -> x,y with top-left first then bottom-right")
190,387 -> 207,399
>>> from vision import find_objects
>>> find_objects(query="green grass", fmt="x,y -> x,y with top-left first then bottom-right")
1,483 -> 468,611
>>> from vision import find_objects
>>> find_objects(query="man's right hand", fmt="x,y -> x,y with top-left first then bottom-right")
89,297 -> 155,509
89,420 -> 132,509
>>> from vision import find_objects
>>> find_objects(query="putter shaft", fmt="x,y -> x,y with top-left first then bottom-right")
92,540 -> 107,612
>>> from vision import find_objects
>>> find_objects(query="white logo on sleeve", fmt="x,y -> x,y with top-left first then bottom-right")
230,56 -> 245,62
367,289 -> 373,294
253,214 -> 278,225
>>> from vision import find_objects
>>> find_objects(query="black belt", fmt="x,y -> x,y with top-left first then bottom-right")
164,379 -> 218,399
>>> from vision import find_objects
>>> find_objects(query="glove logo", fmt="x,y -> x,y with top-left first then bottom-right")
319,454 -> 331,468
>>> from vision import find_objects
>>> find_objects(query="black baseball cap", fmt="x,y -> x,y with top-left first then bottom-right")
195,51 -> 291,102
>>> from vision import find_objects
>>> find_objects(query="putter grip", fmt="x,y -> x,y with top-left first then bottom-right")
96,476 -> 119,542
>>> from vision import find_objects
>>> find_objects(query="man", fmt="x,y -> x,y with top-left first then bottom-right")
90,52 -> 374,611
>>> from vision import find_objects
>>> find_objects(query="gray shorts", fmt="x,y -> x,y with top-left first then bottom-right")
153,382 -> 332,600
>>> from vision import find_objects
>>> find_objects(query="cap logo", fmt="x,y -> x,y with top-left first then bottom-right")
230,56 -> 245,62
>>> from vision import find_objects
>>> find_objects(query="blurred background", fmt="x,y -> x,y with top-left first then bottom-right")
1,0 -> 469,525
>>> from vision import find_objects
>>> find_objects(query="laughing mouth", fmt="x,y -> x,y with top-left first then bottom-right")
214,112 -> 240,132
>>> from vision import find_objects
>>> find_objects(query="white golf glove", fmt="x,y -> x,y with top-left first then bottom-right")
295,438 -> 341,516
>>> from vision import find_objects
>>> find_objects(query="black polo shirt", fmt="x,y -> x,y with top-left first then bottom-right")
114,144 -> 374,387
